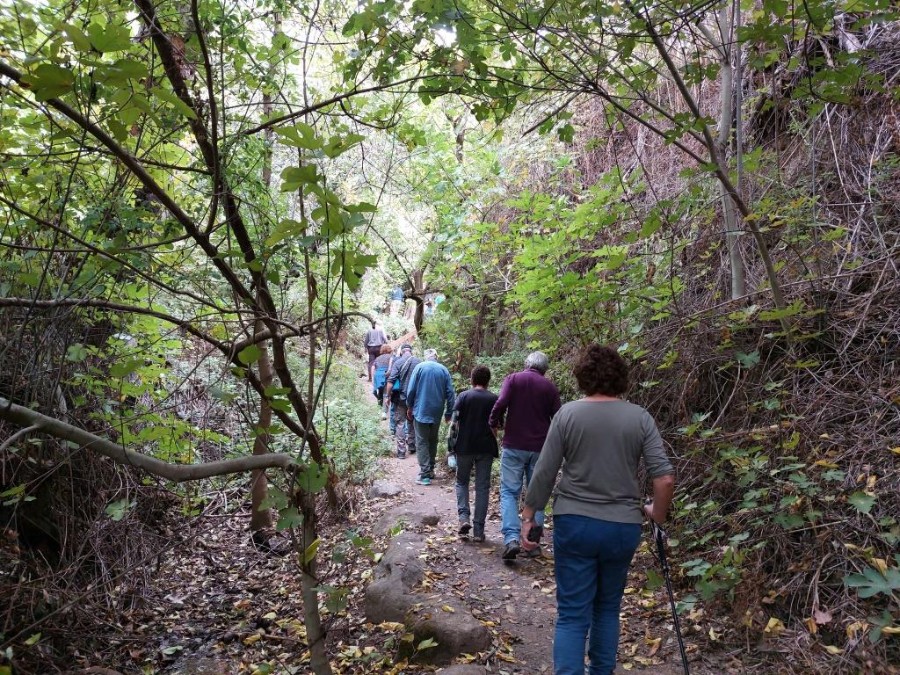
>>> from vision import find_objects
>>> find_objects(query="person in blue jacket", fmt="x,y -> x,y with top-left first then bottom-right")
404,349 -> 455,486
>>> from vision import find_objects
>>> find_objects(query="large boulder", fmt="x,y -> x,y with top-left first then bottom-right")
364,531 -> 491,665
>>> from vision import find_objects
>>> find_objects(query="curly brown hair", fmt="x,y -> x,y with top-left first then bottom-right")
471,365 -> 491,387
380,344 -> 392,355
573,344 -> 629,396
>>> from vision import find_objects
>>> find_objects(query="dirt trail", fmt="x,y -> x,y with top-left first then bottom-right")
371,409 -> 722,674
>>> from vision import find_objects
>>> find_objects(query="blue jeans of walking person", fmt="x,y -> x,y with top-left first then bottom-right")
455,454 -> 493,535
499,447 -> 544,544
552,514 -> 641,675
413,420 -> 441,480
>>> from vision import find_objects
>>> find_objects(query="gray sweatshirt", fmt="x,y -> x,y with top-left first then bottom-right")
524,399 -> 674,524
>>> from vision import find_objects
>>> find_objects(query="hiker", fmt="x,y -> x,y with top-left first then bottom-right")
520,344 -> 675,675
451,365 -> 498,543
364,321 -> 388,381
404,349 -> 455,486
384,347 -> 401,430
384,344 -> 419,459
371,345 -> 393,410
489,351 -> 561,561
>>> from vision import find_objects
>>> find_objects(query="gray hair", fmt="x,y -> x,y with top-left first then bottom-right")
424,348 -> 438,361
525,351 -> 549,374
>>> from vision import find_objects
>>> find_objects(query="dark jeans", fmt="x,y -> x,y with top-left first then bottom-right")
553,514 -> 641,675
455,454 -> 493,533
413,420 -> 440,479
393,401 -> 415,457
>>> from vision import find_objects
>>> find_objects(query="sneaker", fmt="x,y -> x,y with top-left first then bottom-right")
523,545 -> 542,558
415,477 -> 432,486
381,412 -> 387,420
396,452 -> 406,459
502,541 -> 520,561
472,533 -> 485,543
458,522 -> 471,536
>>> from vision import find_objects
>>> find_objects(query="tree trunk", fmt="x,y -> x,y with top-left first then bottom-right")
715,3 -> 746,299
250,317 -> 274,537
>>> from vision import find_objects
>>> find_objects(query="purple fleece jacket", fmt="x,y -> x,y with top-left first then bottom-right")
488,368 -> 562,452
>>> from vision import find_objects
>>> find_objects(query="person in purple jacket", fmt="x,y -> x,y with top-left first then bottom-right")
489,351 -> 562,561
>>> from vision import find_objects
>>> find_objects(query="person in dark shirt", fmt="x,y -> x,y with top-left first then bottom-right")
489,351 -> 562,561
451,366 -> 499,543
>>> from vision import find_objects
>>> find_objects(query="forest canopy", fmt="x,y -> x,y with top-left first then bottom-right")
1,0 -> 898,671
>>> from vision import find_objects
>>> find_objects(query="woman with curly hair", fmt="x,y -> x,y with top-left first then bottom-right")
521,344 -> 675,675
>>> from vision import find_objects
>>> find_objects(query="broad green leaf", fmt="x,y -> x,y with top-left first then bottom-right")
237,344 -> 262,365
417,637 -> 438,650
848,491 -> 876,514
87,22 -> 132,53
295,461 -> 329,494
280,166 -> 319,192
25,64 -> 75,101
105,498 -> 134,521
736,350 -> 760,368
276,506 -> 304,531
109,359 -> 142,378
844,566 -> 900,599
65,343 -> 88,362
275,124 -> 323,150
61,24 -> 92,51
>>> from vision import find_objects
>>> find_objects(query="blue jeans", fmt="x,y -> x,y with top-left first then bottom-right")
455,454 -> 493,532
553,515 -> 641,675
413,420 -> 441,479
499,447 -> 544,545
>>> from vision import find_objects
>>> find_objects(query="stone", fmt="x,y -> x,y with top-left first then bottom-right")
365,532 -> 491,665
437,666 -> 489,675
374,504 -> 441,535
369,479 -> 403,498
406,598 -> 492,665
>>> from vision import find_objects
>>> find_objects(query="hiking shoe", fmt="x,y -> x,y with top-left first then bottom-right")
458,522 -> 471,536
472,531 -> 485,543
396,452 -> 406,459
523,546 -> 542,558
502,542 -> 520,561
415,477 -> 432,486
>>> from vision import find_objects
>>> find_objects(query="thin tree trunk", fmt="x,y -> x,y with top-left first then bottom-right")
250,316 -> 274,537
714,4 -> 746,299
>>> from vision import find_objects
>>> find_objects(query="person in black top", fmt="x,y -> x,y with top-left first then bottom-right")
452,365 -> 499,542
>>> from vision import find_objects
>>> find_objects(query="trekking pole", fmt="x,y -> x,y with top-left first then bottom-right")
651,520 -> 690,675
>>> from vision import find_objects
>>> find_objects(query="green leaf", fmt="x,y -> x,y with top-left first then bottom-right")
151,87 -> 197,120
109,359 -> 142,378
322,132 -> 365,158
275,123 -> 323,150
295,461 -> 329,494
735,350 -> 760,368
844,566 -> 900,599
87,22 -> 133,53
105,498 -> 134,521
645,568 -> 664,591
276,506 -> 304,531
848,491 -> 876,514
65,343 -> 88,362
61,24 -> 93,51
280,165 -> 319,192
417,637 -> 438,650
265,218 -> 308,247
237,344 -> 262,365
304,537 -> 321,564
25,64 -> 75,101
24,632 -> 42,646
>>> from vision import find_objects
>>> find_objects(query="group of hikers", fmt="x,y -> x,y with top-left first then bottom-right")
363,321 -> 677,675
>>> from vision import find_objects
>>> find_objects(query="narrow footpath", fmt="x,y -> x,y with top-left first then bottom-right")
366,386 -> 725,674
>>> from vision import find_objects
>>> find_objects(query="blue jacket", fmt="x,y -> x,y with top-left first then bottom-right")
405,361 -> 456,424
